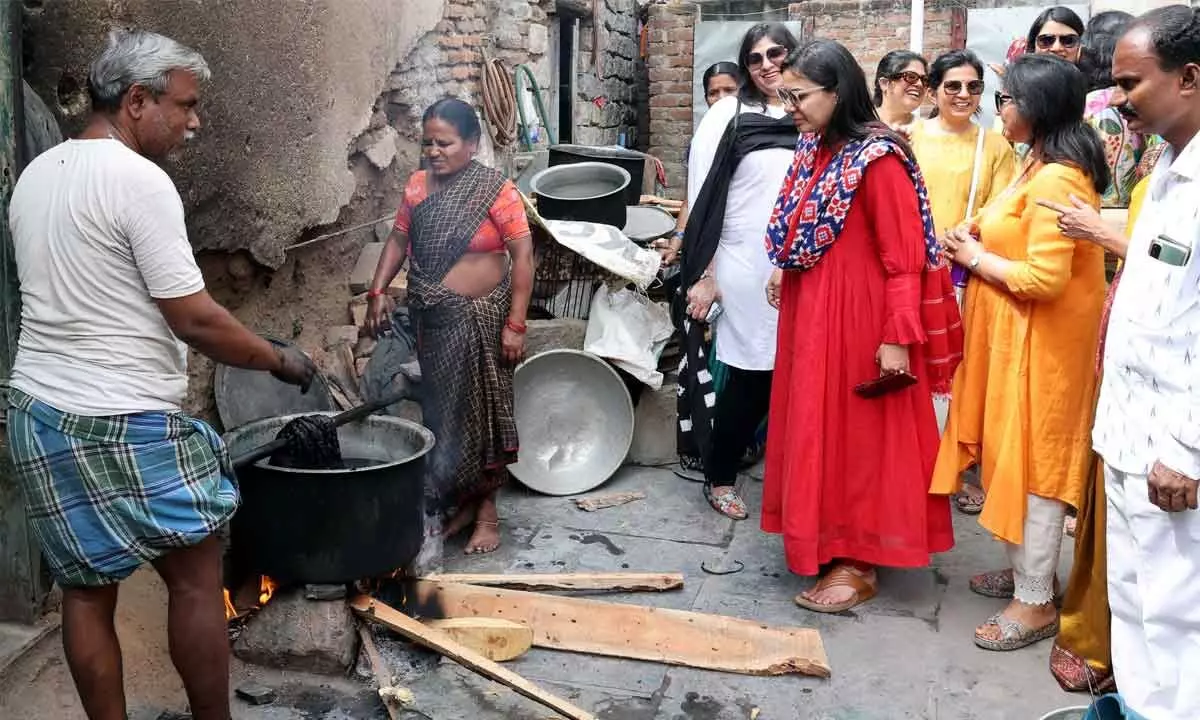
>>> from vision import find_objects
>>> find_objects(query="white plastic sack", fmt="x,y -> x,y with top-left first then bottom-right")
542,219 -> 662,290
583,284 -> 674,389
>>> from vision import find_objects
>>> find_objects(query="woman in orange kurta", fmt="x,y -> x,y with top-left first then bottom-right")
935,54 -> 1110,651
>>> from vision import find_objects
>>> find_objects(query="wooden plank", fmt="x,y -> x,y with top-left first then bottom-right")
409,581 -> 831,678
423,618 -> 532,661
350,595 -> 596,720
422,572 -> 684,593
356,624 -> 401,720
574,491 -> 646,512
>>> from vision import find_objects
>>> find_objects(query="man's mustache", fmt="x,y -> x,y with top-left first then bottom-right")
1116,102 -> 1138,120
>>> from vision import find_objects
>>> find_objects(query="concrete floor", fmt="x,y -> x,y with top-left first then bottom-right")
0,464 -> 1085,720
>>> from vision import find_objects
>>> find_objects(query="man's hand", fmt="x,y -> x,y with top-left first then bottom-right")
271,346 -> 317,393
1148,460 -> 1200,512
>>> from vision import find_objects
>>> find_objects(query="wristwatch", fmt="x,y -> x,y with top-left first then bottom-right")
967,252 -> 985,272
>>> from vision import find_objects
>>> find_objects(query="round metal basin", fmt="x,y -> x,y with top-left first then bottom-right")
508,349 -> 634,496
223,412 -> 435,584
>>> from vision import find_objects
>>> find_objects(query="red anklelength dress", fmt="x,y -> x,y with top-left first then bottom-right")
761,148 -> 955,576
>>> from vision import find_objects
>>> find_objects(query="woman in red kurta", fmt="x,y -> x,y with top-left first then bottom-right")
762,40 -> 963,613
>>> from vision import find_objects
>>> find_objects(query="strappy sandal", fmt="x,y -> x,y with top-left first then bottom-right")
974,611 -> 1059,651
969,568 -> 1063,605
955,486 -> 985,515
793,565 -> 878,614
703,483 -> 748,520
673,455 -> 707,483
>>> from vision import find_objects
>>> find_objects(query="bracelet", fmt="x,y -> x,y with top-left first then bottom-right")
673,229 -> 685,240
366,288 -> 386,298
505,318 -> 527,334
700,270 -> 714,281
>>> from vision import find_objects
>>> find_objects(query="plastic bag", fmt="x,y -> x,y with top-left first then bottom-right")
583,284 -> 673,389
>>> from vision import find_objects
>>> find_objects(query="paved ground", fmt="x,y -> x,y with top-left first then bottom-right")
0,464 -> 1085,720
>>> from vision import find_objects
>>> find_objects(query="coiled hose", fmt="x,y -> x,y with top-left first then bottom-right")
482,56 -> 518,148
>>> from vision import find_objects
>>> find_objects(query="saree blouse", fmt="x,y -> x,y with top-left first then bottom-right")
393,170 -> 531,253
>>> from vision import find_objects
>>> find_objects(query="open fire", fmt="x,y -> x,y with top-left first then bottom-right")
224,575 -> 279,621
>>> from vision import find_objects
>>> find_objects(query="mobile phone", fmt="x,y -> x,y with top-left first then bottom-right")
705,301 -> 724,324
1149,234 -> 1192,267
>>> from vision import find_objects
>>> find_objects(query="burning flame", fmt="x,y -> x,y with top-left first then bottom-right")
258,576 -> 278,606
223,575 -> 279,622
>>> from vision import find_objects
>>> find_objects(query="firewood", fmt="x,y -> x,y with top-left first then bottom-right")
422,572 -> 682,593
423,618 -> 532,661
350,595 -> 596,720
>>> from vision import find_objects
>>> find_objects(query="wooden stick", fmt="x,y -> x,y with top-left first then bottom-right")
409,581 -> 831,678
421,572 -> 683,593
350,595 -> 596,720
356,623 -> 400,720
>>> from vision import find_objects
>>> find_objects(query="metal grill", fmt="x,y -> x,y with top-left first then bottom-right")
528,223 -> 612,321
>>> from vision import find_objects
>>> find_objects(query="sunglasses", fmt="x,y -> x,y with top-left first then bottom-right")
994,91 -> 1014,111
942,79 -> 985,96
889,70 -> 928,87
777,85 -> 827,107
1035,33 -> 1080,50
748,45 -> 788,68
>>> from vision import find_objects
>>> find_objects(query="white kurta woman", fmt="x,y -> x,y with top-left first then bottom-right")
677,22 -> 799,520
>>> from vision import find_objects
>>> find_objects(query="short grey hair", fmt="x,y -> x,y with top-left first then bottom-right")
87,28 -> 210,111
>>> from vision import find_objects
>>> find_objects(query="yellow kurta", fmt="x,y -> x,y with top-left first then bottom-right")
932,163 -> 1107,545
910,119 -> 1016,237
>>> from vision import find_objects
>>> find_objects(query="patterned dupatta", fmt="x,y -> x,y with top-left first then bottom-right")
764,132 -> 964,392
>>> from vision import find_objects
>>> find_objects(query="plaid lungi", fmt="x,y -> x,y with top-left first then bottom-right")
5,387 -> 239,587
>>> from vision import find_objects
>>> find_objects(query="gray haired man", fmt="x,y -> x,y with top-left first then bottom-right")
6,29 -> 314,720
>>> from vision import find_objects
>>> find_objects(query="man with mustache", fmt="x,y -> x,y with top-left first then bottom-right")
1087,6 -> 1200,719
5,28 -> 314,720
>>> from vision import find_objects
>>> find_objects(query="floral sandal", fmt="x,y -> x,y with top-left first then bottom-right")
703,483 -> 748,520
969,569 -> 1063,605
974,611 -> 1059,651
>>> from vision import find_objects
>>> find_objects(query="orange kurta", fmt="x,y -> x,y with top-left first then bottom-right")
932,162 -> 1107,544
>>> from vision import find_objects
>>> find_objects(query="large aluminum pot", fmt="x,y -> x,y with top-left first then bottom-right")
223,412 -> 434,584
530,161 -> 630,229
508,349 -> 634,496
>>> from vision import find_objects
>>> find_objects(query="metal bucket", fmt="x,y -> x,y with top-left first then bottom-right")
530,161 -> 630,229
223,412 -> 435,584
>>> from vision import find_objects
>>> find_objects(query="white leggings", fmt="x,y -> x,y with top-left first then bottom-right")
1004,494 -> 1067,605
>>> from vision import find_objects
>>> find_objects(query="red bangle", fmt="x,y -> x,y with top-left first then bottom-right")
366,288 -> 386,298
505,318 -> 527,334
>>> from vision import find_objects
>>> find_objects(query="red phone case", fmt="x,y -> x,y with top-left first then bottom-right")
854,371 -> 918,398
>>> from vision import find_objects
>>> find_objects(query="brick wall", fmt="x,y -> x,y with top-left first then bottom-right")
645,0 -> 969,200
645,2 -> 698,199
575,0 -> 643,146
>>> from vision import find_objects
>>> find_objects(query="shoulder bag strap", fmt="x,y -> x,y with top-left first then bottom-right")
964,124 -> 987,219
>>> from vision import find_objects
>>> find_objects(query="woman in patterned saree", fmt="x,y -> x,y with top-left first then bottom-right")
366,98 -> 534,555
762,40 -> 962,612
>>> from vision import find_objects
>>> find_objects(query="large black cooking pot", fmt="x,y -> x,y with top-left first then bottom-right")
223,412 -> 434,585
548,144 -> 646,205
531,161 -> 630,229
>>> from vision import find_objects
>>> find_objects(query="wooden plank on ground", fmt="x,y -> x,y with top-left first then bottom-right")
422,572 -> 683,593
350,595 -> 596,720
409,581 -> 831,678
356,623 -> 401,720
423,618 -> 532,661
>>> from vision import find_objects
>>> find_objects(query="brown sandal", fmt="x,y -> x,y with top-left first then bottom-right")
794,565 -> 877,614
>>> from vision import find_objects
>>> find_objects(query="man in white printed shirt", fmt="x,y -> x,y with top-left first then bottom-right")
1092,7 -> 1200,718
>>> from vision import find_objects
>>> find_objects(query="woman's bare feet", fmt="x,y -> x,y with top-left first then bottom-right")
464,494 -> 501,554
443,502 -> 478,539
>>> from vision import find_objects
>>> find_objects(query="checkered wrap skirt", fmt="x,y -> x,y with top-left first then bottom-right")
4,387 -> 238,587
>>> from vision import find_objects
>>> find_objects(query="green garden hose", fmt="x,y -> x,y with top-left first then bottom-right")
514,64 -> 558,151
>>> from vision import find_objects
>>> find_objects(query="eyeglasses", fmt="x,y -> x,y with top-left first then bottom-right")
748,45 -> 788,68
777,85 -> 827,108
889,71 -> 928,87
1035,33 -> 1080,50
994,91 -> 1014,111
942,79 -> 985,96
